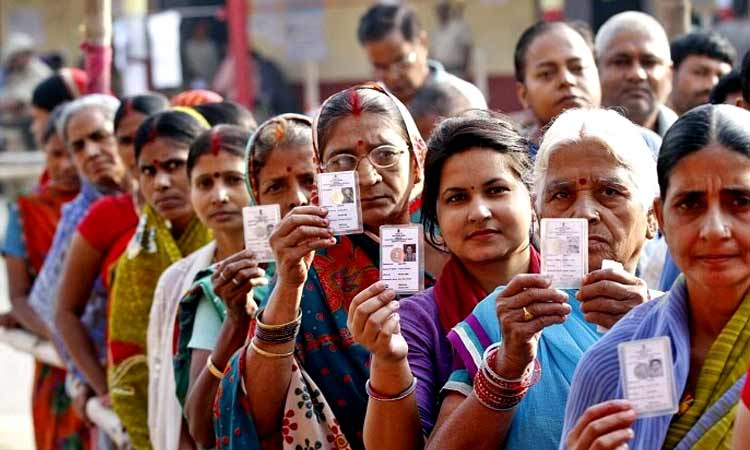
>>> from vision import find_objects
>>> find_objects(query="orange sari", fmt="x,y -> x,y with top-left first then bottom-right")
17,185 -> 90,450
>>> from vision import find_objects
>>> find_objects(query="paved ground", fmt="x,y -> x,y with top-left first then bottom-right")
0,197 -> 36,450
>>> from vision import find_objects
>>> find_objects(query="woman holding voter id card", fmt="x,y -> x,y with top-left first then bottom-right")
348,110 -> 540,450
170,116 -> 316,449
427,108 -> 659,450
563,104 -> 750,450
212,83 -> 426,450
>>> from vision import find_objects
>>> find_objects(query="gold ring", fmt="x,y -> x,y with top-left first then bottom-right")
522,307 -> 534,321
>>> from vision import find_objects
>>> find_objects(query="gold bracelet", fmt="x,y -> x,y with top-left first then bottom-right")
250,339 -> 294,359
255,308 -> 302,331
206,356 -> 225,379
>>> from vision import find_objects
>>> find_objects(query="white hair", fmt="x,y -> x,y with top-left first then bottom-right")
594,11 -> 670,62
533,108 -> 659,212
58,93 -> 120,143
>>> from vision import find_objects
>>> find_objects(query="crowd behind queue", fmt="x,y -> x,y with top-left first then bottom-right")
2,4 -> 750,450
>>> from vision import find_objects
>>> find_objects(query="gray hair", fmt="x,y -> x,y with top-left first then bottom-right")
594,11 -> 670,63
57,94 -> 120,143
533,108 -> 659,212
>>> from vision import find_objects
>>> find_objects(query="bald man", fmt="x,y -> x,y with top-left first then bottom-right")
595,11 -> 677,136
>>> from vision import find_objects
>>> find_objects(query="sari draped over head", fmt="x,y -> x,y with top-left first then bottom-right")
108,204 -> 211,450
445,254 -> 601,450
561,278 -> 750,450
13,185 -> 90,450
214,84 -> 427,450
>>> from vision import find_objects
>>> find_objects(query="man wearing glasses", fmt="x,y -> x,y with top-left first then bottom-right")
357,3 -> 487,111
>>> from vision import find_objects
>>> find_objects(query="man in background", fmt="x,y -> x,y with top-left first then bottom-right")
595,11 -> 676,136
668,30 -> 735,116
357,3 -> 486,109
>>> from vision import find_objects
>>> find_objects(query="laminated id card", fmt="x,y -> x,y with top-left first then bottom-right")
540,218 -> 588,289
317,171 -> 363,235
242,204 -> 281,263
618,336 -> 678,417
380,224 -> 424,295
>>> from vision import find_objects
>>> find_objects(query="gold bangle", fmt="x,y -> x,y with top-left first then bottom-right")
206,356 -> 225,379
250,339 -> 294,359
255,308 -> 302,331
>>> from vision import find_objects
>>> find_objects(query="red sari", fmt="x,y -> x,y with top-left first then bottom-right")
17,185 -> 90,450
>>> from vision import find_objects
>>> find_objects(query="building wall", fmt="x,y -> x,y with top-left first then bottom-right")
0,0 -> 86,66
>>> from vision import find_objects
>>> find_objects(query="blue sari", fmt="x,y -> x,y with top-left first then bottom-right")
445,288 -> 601,450
213,235 -> 380,450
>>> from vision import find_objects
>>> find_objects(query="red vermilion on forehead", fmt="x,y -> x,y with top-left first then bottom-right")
356,139 -> 364,147
210,131 -> 221,156
349,89 -> 362,117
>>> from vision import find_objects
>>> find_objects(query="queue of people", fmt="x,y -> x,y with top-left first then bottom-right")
2,3 -> 750,450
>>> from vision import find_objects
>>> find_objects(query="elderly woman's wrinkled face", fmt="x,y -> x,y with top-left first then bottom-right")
539,140 -> 656,272
256,144 -> 316,218
656,144 -> 750,291
321,112 -> 417,230
66,107 -> 126,191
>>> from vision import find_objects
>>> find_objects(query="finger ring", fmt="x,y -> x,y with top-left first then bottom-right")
232,278 -> 240,286
522,307 -> 534,321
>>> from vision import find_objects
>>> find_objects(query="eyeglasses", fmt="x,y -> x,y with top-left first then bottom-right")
322,145 -> 407,173
375,51 -> 418,78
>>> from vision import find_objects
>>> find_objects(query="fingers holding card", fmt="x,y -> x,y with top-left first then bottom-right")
380,225 -> 424,295
618,336 -> 678,418
317,171 -> 363,235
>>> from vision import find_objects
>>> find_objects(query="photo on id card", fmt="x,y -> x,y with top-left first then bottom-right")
242,204 -> 281,263
618,336 -> 678,418
540,218 -> 588,289
316,171 -> 363,235
380,224 -> 423,295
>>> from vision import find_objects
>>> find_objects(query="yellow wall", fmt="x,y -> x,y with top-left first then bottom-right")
1,0 -> 535,83
252,0 -> 536,82
0,0 -> 86,65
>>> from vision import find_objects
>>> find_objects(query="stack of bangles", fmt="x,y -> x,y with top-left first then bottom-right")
250,308 -> 302,359
473,345 -> 541,411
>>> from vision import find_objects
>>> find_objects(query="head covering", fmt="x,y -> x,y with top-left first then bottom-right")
1,33 -> 34,66
171,106 -> 211,128
32,68 -> 88,112
311,82 -> 427,172
170,89 -> 223,107
243,113 -> 313,205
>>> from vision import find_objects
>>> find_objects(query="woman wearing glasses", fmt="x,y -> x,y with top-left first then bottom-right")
213,83 -> 426,450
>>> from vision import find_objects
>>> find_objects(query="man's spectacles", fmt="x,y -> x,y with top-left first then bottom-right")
375,51 -> 418,78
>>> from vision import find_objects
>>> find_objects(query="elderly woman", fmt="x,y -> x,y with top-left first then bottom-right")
426,108 -> 659,450
562,105 -> 750,450
213,83 -> 425,450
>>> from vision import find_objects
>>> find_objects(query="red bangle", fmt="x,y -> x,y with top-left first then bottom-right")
472,345 -> 542,411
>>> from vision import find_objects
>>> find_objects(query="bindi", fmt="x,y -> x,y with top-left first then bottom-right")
286,166 -> 292,173
213,172 -> 221,179
578,178 -> 587,186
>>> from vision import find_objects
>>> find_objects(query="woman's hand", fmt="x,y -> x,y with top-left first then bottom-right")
212,249 -> 268,321
495,274 -> 571,378
270,206 -> 336,288
565,400 -> 636,450
577,268 -> 649,329
348,282 -> 406,363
